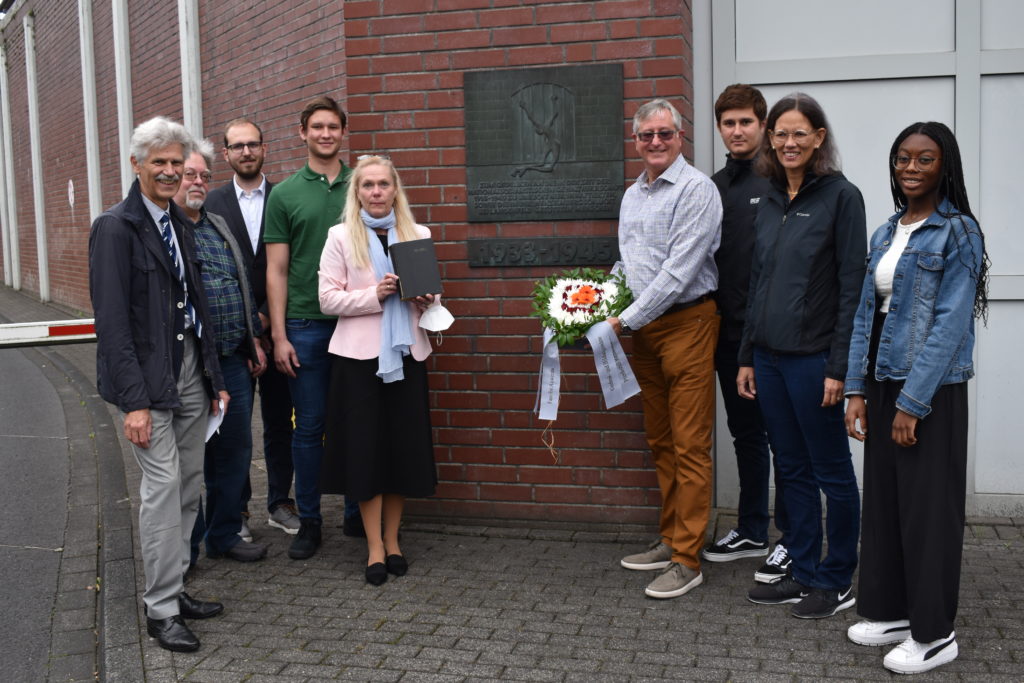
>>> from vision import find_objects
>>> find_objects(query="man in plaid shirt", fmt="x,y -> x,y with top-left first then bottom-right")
609,98 -> 723,600
175,140 -> 269,564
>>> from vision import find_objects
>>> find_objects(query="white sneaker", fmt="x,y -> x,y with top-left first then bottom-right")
239,518 -> 253,543
848,619 -> 911,646
883,631 -> 958,674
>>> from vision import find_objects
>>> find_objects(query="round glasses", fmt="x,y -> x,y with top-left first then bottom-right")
892,155 -> 940,170
183,170 -> 212,183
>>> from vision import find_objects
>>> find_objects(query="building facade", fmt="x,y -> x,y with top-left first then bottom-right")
1,0 -> 1021,521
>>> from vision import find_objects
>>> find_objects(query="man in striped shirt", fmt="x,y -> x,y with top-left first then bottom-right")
610,98 -> 723,600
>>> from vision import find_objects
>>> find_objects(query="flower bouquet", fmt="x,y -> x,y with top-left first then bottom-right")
531,266 -> 640,427
531,267 -> 632,347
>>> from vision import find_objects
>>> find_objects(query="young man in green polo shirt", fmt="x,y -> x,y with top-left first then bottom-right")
264,95 -> 356,560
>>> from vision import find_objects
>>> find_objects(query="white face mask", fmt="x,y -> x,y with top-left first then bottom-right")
418,300 -> 454,333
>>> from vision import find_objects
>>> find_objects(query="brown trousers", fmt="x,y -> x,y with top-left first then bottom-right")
632,299 -> 719,571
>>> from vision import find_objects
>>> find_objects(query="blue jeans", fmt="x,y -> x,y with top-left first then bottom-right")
201,351 -> 254,554
285,319 -> 360,523
286,319 -> 334,522
716,339 -> 787,545
753,347 -> 859,590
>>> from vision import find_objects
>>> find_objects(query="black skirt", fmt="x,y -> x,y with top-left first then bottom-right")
321,354 -> 437,501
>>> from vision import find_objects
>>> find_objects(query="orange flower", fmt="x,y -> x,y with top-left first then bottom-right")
570,285 -> 598,306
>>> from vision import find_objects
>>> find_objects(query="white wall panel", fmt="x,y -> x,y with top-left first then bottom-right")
974,301 -> 1024,497
980,74 -> 1024,276
717,79 -> 955,232
734,0 -> 955,63
707,0 -> 1023,514
981,0 -> 1024,51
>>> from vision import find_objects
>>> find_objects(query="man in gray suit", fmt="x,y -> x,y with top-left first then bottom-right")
89,117 -> 227,652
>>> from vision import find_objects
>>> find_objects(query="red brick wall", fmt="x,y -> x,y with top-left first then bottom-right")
198,0 -> 348,179
34,3 -> 90,311
129,5 -> 184,125
342,0 -> 691,524
1,0 -> 694,524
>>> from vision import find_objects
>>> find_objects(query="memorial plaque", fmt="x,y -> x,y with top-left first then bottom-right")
464,64 -> 624,222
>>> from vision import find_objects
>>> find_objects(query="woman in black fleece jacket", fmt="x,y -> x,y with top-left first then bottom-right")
738,92 -> 866,619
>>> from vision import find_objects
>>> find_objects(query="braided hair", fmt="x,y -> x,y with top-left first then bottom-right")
889,122 -> 990,322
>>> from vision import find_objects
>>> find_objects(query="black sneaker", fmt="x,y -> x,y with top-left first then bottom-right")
288,519 -> 322,560
343,513 -> 366,538
754,544 -> 791,583
701,529 -> 769,562
791,586 -> 855,619
747,576 -> 808,604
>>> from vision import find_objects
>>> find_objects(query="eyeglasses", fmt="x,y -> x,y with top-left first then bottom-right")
892,154 -> 940,170
635,129 -> 677,143
225,141 -> 263,152
183,170 -> 213,183
356,153 -> 391,161
770,130 -> 815,144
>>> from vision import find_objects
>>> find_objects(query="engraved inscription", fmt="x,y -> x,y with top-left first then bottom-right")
471,178 -> 621,218
467,237 -> 619,268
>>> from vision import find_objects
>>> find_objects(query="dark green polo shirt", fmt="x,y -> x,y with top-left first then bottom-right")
263,162 -> 352,319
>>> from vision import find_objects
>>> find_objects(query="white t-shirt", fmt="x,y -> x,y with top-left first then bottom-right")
875,217 -> 927,312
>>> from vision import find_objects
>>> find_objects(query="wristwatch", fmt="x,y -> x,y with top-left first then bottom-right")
619,319 -> 632,334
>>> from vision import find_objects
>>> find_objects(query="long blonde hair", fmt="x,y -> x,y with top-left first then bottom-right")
343,156 -> 419,269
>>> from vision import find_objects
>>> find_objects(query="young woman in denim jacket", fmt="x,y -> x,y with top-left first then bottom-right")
844,122 -> 989,675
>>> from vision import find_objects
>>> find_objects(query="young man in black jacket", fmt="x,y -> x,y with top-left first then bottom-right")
702,85 -> 791,585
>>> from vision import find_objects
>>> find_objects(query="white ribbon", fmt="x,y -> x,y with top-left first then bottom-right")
534,328 -> 561,420
534,322 -> 640,420
585,321 -> 641,409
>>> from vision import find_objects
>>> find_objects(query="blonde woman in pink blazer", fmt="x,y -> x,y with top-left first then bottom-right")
318,156 -> 439,586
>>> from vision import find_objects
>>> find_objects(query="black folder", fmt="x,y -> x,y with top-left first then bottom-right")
390,238 -> 443,300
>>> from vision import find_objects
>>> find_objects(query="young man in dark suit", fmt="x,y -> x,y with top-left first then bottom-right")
205,119 -> 299,538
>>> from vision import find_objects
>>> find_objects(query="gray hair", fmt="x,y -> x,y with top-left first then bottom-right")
193,138 -> 215,168
130,117 -> 195,163
632,98 -> 683,134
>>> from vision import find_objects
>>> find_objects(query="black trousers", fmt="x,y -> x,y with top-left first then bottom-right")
857,355 -> 968,642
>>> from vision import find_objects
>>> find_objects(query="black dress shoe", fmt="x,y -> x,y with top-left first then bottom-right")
146,615 -> 200,652
385,554 -> 408,576
365,562 -> 387,585
210,539 -> 268,562
178,592 -> 224,619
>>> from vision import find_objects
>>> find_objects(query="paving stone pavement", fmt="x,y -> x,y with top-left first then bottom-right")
2,284 -> 1023,682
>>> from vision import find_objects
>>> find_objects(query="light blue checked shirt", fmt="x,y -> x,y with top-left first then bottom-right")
617,154 -> 722,330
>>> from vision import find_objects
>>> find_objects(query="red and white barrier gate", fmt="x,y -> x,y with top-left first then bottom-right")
0,319 -> 96,348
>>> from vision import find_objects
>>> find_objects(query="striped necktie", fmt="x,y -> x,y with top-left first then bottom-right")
159,213 -> 202,338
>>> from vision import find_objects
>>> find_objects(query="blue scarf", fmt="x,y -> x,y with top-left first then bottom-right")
362,209 -> 413,382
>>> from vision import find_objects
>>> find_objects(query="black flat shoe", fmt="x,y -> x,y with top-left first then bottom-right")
178,592 -> 224,619
365,562 -> 387,585
385,554 -> 408,576
146,615 -> 200,652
